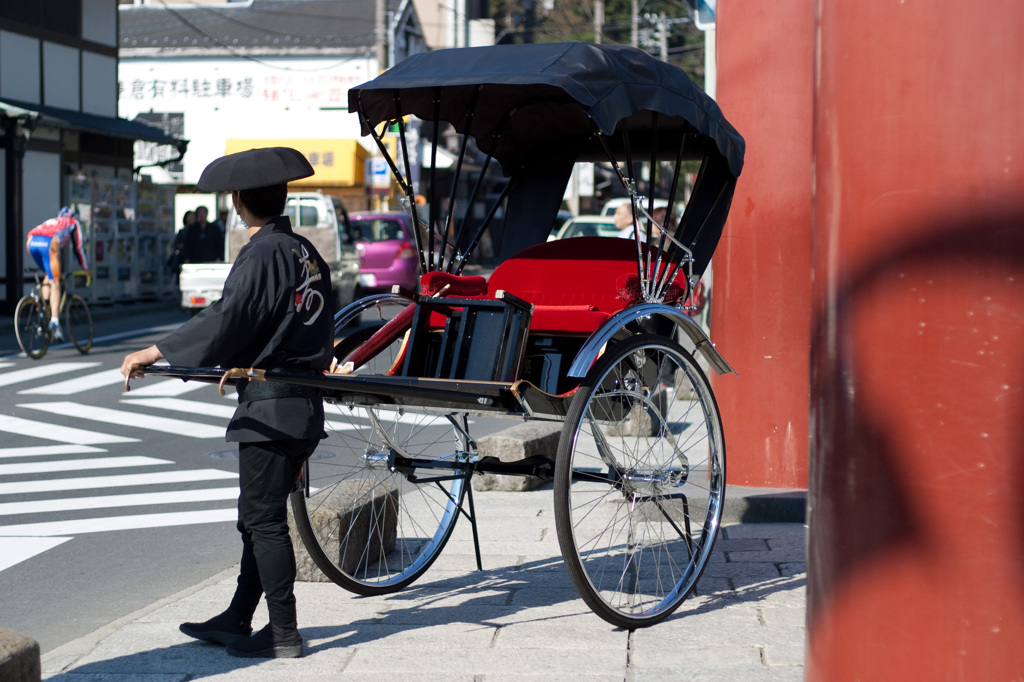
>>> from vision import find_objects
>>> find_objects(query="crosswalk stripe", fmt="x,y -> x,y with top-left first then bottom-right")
19,368 -> 126,395
19,401 -> 225,439
0,508 -> 239,537
0,469 -> 236,495
0,456 -> 171,476
0,487 -> 239,516
0,445 -> 107,459
0,414 -> 138,445
0,362 -> 101,388
120,397 -> 236,419
126,378 -> 210,397
325,419 -> 360,433
0,537 -> 73,572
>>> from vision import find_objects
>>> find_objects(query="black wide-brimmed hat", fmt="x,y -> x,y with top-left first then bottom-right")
196,147 -> 315,192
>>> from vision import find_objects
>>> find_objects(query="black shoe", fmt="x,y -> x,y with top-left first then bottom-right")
179,611 -> 252,646
226,623 -> 304,659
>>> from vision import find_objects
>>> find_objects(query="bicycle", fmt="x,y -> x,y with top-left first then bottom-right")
14,270 -> 93,359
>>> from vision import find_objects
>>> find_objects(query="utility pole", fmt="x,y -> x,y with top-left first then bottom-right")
375,0 -> 387,70
658,13 -> 668,61
631,0 -> 638,47
523,0 -> 535,43
594,0 -> 604,44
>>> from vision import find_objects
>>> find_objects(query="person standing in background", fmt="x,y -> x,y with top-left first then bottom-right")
167,210 -> 195,280
180,205 -> 225,263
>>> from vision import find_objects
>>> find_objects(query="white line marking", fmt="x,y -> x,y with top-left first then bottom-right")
0,536 -> 72,571
0,324 -> 183,362
19,401 -> 225,439
0,445 -> 107,459
91,323 -> 181,344
0,487 -> 239,516
0,362 -> 101,388
19,368 -> 126,395
126,379 -> 210,397
0,456 -> 171,476
0,469 -> 236,495
0,414 -> 138,445
0,508 -> 238,536
120,397 -> 236,419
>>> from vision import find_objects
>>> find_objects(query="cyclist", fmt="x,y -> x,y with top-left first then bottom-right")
25,206 -> 89,341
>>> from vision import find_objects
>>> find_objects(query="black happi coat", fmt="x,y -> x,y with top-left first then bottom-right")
159,217 -> 333,442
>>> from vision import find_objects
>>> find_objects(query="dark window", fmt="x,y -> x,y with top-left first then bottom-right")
0,0 -> 81,37
43,0 -> 81,37
0,1 -> 42,24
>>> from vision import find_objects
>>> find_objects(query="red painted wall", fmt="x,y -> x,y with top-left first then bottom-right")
807,1 -> 1024,677
718,0 -> 1024,676
713,0 -> 815,488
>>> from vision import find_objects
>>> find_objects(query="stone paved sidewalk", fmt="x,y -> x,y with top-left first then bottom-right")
42,489 -> 806,681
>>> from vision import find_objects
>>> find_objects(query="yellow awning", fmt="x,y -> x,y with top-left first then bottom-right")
224,139 -> 368,186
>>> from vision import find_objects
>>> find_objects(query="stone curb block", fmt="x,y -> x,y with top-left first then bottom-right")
473,421 -> 562,492
0,629 -> 40,682
288,482 -> 399,583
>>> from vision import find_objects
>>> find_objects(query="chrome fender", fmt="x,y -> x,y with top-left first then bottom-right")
567,303 -> 735,378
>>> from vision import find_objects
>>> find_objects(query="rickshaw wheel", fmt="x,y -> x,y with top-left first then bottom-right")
330,292 -> 414,371
290,406 -> 472,594
291,293 -> 472,594
553,333 -> 726,628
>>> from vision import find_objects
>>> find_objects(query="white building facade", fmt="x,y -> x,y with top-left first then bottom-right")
118,0 -> 427,212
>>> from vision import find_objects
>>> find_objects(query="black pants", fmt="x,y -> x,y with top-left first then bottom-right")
227,438 -> 319,630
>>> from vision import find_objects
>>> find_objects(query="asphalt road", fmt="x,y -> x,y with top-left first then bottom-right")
0,305 -> 245,652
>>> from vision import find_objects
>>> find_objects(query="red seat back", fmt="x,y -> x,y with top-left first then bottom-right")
487,237 -> 641,333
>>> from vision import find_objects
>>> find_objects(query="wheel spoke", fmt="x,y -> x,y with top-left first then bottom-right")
555,334 -> 725,628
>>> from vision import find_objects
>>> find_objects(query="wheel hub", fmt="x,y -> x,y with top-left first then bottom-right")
621,466 -> 689,497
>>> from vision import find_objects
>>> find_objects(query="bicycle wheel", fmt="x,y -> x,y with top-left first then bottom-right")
14,296 -> 50,359
64,294 -> 93,353
290,406 -> 472,595
554,333 -> 726,629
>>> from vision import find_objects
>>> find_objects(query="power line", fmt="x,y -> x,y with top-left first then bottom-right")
141,0 -> 375,71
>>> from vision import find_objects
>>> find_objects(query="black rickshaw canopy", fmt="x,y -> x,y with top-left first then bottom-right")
350,41 -> 744,178
350,41 -> 745,281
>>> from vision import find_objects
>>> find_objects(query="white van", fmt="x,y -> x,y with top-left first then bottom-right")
180,191 -> 360,313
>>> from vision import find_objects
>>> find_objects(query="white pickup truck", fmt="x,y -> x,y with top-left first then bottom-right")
179,191 -> 361,315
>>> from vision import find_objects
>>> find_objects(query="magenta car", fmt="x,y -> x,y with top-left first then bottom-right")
349,212 -> 419,293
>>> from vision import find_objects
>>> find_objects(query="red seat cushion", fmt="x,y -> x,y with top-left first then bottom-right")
420,271 -> 488,297
488,237 -> 644,333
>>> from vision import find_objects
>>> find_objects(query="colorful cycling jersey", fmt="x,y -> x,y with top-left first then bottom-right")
27,216 -> 88,270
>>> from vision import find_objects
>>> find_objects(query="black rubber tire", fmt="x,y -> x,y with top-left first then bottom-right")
554,333 -> 726,629
64,294 -> 93,354
14,296 -> 50,359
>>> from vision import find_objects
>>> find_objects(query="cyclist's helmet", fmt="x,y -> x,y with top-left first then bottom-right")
58,206 -> 78,219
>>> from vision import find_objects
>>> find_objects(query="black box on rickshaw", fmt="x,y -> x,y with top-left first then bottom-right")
401,291 -> 532,382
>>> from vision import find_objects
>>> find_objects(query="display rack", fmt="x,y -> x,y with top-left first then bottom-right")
136,177 -> 160,298
89,176 -> 117,303
114,177 -> 137,301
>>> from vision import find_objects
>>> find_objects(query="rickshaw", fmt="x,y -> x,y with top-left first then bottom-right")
139,42 -> 744,629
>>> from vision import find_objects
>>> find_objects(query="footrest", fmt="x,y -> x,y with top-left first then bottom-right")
475,454 -> 555,478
